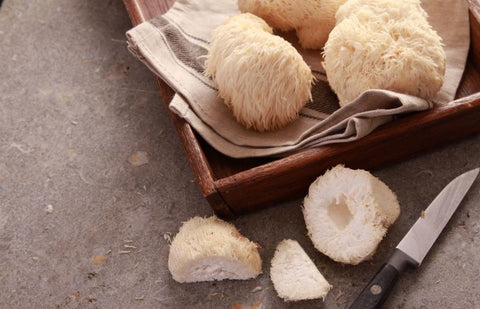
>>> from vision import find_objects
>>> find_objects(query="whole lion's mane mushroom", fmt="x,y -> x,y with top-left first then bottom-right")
238,0 -> 347,49
323,0 -> 446,106
204,13 -> 314,132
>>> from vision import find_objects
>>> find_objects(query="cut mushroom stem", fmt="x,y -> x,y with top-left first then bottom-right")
303,165 -> 400,265
168,216 -> 262,283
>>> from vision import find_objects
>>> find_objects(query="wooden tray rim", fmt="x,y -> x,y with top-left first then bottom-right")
123,0 -> 480,218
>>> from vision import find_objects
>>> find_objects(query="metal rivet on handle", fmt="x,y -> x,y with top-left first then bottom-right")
370,284 -> 382,295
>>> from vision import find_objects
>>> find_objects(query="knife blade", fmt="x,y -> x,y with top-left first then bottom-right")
349,167 -> 479,309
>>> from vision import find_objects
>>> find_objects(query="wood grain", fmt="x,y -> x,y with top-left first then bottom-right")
216,93 -> 480,213
123,0 -> 480,217
153,77 -> 235,217
468,0 -> 480,72
123,0 -> 235,217
123,0 -> 174,25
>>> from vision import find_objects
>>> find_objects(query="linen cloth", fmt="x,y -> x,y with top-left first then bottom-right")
126,0 -> 470,158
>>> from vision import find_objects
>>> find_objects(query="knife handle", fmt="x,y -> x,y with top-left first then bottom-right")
348,263 -> 399,309
349,249 -> 418,309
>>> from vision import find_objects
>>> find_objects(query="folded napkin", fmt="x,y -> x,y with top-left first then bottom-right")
126,0 -> 470,158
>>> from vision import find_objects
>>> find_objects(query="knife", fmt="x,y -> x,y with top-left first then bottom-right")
349,167 -> 479,309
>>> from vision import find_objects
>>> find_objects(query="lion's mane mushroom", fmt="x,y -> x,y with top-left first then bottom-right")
168,216 -> 262,283
204,13 -> 314,132
270,239 -> 332,301
303,165 -> 400,265
323,0 -> 446,106
238,0 -> 347,49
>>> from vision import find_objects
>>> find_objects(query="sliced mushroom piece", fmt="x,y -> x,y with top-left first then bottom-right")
303,165 -> 400,265
168,216 -> 262,282
270,239 -> 331,301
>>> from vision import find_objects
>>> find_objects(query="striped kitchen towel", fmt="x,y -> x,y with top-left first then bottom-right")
126,0 -> 470,158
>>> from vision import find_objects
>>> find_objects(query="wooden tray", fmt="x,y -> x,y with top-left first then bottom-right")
123,0 -> 480,218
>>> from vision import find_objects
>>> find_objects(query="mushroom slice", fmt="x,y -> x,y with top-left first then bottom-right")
270,239 -> 331,301
168,216 -> 262,283
303,165 -> 400,265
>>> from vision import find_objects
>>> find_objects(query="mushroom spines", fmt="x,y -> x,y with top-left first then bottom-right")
168,216 -> 262,282
205,13 -> 314,132
324,0 -> 445,106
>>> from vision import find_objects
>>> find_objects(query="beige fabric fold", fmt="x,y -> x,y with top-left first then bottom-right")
126,0 -> 470,158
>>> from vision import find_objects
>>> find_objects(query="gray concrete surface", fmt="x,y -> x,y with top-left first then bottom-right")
1,0 -> 479,308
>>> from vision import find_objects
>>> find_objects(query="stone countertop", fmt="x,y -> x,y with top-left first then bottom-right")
0,0 -> 479,308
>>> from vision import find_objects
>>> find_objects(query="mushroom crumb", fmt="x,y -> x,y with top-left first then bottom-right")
45,204 -> 53,214
303,165 -> 400,265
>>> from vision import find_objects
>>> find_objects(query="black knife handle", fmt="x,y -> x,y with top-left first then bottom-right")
348,263 -> 399,309
349,249 -> 418,309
